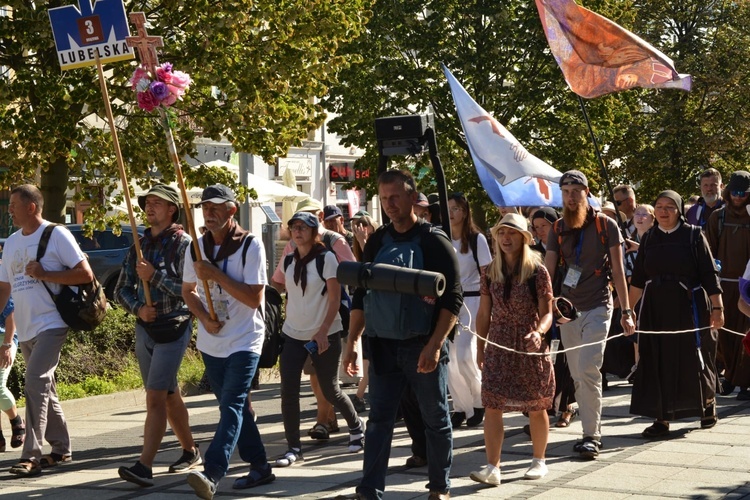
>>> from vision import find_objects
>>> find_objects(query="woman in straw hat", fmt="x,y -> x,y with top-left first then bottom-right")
470,213 -> 554,486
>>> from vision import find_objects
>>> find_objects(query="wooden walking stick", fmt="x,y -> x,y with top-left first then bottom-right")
126,12 -> 216,319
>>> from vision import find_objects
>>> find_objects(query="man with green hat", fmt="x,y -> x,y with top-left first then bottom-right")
116,184 -> 200,486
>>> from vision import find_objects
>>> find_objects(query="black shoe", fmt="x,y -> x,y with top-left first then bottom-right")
450,411 -> 466,428
118,461 -> 154,487
602,377 -> 610,391
405,455 -> 427,468
719,378 -> 735,396
737,388 -> 750,401
466,408 -> 485,427
169,445 -> 202,473
350,394 -> 368,414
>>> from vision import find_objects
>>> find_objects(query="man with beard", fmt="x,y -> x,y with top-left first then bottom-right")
687,168 -> 725,231
707,171 -> 750,399
544,170 -> 634,459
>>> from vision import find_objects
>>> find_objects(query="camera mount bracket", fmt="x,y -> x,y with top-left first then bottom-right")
374,114 -> 451,239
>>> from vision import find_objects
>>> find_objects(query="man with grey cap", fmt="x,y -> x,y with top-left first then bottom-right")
182,184 -> 275,498
544,170 -> 634,459
117,184 -> 200,487
707,171 -> 750,399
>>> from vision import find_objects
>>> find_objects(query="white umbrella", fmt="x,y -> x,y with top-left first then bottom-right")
203,160 -> 309,203
282,167 -> 299,225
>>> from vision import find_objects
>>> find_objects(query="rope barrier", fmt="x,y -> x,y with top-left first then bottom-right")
456,301 -> 747,357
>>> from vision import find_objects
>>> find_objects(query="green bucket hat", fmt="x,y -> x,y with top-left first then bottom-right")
138,184 -> 181,222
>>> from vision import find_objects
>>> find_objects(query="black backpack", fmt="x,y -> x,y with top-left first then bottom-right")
37,224 -> 108,332
258,285 -> 284,368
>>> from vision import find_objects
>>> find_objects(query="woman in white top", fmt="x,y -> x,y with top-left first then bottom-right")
275,212 -> 363,468
447,193 -> 492,428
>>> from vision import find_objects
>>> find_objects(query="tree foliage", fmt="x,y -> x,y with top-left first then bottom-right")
0,0 -> 371,223
324,0 -> 750,222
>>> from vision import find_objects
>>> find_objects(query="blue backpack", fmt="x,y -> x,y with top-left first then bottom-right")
363,224 -> 438,340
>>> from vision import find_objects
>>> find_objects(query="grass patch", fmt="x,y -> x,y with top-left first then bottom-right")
16,347 -> 206,407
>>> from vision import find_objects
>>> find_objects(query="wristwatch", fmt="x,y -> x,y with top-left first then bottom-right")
622,309 -> 633,317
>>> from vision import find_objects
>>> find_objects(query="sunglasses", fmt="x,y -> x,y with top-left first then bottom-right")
731,190 -> 749,197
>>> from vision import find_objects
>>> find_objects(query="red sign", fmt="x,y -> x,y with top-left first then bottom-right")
329,162 -> 369,182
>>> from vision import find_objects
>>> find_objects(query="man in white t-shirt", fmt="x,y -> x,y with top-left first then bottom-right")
182,185 -> 275,498
0,185 -> 94,477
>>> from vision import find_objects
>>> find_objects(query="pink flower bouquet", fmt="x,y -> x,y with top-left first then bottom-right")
130,63 -> 191,112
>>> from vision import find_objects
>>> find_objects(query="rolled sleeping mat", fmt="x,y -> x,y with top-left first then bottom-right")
337,261 -> 446,297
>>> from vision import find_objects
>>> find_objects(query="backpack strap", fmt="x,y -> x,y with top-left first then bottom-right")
469,232 -> 481,275
36,223 -> 59,262
35,224 -> 63,301
283,250 -> 329,296
240,235 -> 254,267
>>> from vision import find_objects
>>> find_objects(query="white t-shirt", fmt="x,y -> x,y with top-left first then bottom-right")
183,235 -> 267,357
452,233 -> 492,292
282,251 -> 342,341
0,222 -> 86,341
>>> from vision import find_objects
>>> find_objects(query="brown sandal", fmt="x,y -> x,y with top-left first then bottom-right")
39,453 -> 72,468
9,460 -> 41,476
555,408 -> 578,428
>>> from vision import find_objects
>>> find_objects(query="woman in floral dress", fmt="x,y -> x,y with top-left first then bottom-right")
470,213 -> 555,486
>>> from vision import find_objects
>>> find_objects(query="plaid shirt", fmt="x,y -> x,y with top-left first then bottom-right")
115,227 -> 191,318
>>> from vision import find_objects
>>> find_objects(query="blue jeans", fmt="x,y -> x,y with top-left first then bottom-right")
357,336 -> 452,499
201,350 -> 268,482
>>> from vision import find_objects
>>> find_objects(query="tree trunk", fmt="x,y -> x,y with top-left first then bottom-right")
41,156 -> 69,223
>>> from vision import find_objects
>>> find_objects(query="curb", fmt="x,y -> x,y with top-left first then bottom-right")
59,388 -> 146,419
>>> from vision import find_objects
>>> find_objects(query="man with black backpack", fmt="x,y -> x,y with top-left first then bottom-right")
544,171 -> 634,460
115,184 -> 200,487
342,170 -> 462,500
0,185 -> 95,477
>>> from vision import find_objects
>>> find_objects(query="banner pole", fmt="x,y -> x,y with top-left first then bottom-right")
577,95 -> 624,229
94,53 -> 152,305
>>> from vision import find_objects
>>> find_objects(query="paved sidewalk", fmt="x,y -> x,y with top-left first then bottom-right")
1,376 -> 750,499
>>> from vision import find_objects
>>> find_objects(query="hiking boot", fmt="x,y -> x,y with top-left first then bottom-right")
118,461 -> 154,487
169,445 -> 202,473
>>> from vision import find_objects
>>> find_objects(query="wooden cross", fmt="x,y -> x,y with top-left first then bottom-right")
125,12 -> 163,72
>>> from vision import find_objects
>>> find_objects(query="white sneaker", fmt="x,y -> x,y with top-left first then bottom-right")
524,458 -> 548,480
469,465 -> 501,486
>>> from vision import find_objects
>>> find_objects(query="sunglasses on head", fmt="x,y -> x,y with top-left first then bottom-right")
449,192 -> 466,201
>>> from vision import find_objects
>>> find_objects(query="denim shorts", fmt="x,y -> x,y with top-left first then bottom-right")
135,321 -> 191,392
